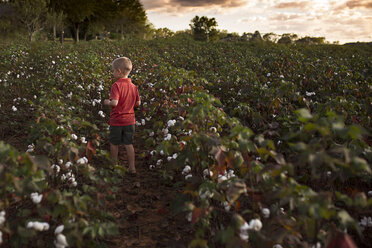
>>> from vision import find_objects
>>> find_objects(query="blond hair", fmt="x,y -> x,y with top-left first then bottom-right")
112,57 -> 132,75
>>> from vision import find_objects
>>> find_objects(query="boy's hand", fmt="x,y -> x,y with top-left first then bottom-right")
104,99 -> 111,106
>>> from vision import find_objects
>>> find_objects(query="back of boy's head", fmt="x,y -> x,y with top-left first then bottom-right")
112,57 -> 132,75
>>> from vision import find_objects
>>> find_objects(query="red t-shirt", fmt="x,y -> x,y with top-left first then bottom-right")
109,78 -> 140,126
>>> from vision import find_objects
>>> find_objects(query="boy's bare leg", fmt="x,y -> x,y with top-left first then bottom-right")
110,143 -> 119,163
124,144 -> 136,173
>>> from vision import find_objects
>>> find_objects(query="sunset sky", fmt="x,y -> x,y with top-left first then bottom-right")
141,0 -> 372,44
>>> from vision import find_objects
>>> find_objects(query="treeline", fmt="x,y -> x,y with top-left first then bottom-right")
0,0 -> 150,42
0,1 -> 334,45
188,15 -> 331,45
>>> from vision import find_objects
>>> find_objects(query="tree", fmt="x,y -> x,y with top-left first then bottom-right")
263,32 -> 278,43
250,30 -> 263,42
12,0 -> 49,41
109,0 -> 150,39
296,36 -> 325,45
60,0 -> 97,42
189,15 -> 218,41
153,28 -> 174,39
278,33 -> 298,44
0,2 -> 16,38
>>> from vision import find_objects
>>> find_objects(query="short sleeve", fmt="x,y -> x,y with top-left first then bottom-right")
110,83 -> 119,100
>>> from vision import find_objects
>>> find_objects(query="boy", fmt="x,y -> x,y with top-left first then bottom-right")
104,57 -> 140,175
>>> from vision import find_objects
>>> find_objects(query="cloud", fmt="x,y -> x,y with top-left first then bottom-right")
332,0 -> 372,12
273,1 -> 309,9
270,13 -> 304,21
345,0 -> 372,9
142,0 -> 247,13
238,16 -> 267,23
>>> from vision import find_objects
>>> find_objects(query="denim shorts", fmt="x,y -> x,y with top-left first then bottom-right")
109,125 -> 135,145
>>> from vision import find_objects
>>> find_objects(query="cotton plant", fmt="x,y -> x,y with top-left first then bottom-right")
54,224 -> 69,248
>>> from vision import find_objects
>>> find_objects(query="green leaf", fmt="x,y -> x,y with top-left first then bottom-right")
296,108 -> 312,122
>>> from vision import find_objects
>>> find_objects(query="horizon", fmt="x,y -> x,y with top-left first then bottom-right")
141,0 -> 372,44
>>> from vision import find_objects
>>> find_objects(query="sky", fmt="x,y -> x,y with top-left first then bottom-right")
141,0 -> 372,44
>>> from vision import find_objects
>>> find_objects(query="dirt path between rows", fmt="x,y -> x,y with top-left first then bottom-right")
106,144 -> 194,248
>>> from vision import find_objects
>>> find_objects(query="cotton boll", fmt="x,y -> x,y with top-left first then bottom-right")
227,170 -> 235,179
167,156 -> 172,161
172,153 -> 178,159
27,221 -> 34,229
248,219 -> 262,231
160,150 -> 164,156
77,157 -> 88,164
98,111 -> 105,118
65,161 -> 72,169
149,131 -> 154,137
149,165 -> 155,170
30,192 -> 43,204
239,222 -> 250,241
273,245 -> 283,248
31,222 -> 49,231
56,234 -> 69,246
71,134 -> 77,140
182,165 -> 191,175
141,119 -> 145,125
80,137 -> 87,144
0,211 -> 5,225
203,169 -> 213,179
0,230 -> 3,245
209,127 -> 217,133
55,225 -> 64,235
239,231 -> 249,242
51,164 -> 61,174
185,174 -> 192,180
167,120 -> 176,127
217,175 -> 227,183
223,201 -> 231,211
262,208 -> 270,218
12,106 -> 17,111
186,212 -> 192,222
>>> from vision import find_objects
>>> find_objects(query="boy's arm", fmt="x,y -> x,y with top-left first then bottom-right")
104,99 -> 118,107
135,100 -> 141,107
